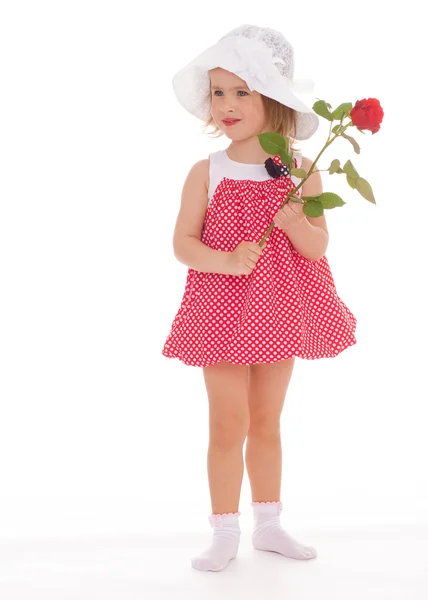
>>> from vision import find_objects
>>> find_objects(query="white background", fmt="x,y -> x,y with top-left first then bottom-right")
1,0 -> 427,547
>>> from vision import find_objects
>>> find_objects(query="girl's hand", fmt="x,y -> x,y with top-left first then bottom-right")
225,240 -> 267,276
273,197 -> 306,232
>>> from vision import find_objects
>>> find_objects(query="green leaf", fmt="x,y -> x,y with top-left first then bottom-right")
343,159 -> 359,179
303,199 -> 324,217
290,167 -> 307,178
333,124 -> 350,136
347,175 -> 357,189
279,149 -> 294,166
329,159 -> 341,174
341,132 -> 361,154
257,132 -> 286,155
331,102 -> 353,120
355,177 -> 376,204
317,192 -> 345,208
312,99 -> 334,121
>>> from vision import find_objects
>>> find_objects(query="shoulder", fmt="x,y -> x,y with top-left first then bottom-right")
299,155 -> 328,236
190,158 -> 210,192
182,159 -> 210,198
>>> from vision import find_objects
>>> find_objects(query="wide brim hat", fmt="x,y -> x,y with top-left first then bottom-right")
172,24 -> 319,141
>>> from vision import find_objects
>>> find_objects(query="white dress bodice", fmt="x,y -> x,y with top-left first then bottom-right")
207,148 -> 303,206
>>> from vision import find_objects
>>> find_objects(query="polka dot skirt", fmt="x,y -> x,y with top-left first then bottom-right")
162,166 -> 357,367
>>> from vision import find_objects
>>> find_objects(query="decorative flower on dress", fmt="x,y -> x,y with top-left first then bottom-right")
264,155 -> 291,178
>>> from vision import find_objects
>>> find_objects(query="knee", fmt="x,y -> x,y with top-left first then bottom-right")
210,413 -> 249,449
248,415 -> 280,441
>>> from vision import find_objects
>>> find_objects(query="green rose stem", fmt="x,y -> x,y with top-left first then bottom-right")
258,119 -> 354,247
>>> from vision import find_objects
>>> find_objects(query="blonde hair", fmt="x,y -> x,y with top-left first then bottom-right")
202,90 -> 301,154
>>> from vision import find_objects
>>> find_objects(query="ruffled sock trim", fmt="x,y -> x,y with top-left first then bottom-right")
251,500 -> 283,514
209,511 -> 241,528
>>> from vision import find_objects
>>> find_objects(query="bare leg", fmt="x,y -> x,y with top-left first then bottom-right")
191,361 -> 249,572
204,361 -> 250,514
245,358 -> 317,561
245,359 -> 294,502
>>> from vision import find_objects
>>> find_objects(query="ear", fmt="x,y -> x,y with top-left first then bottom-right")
300,156 -> 329,236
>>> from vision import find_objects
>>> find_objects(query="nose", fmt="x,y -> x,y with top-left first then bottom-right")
219,94 -> 238,113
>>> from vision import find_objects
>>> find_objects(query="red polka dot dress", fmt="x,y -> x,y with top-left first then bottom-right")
162,149 -> 357,367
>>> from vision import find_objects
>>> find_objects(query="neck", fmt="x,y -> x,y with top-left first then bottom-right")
227,137 -> 273,164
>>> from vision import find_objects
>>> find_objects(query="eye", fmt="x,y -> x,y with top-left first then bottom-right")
212,90 -> 249,96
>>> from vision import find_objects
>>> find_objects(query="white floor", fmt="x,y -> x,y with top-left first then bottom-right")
0,526 -> 427,599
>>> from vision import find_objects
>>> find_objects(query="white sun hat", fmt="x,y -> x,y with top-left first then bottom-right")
172,24 -> 320,141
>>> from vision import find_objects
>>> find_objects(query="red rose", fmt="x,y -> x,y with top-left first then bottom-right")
349,98 -> 384,134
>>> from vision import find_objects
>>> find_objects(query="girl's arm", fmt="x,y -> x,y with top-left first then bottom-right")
173,160 -> 230,274
285,218 -> 329,261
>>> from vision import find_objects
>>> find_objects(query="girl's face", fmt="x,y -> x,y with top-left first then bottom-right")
209,68 -> 269,139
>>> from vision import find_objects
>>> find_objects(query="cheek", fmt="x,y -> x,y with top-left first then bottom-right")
246,101 -> 264,118
246,106 -> 266,127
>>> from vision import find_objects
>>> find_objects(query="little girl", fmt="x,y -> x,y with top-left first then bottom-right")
162,24 -> 357,572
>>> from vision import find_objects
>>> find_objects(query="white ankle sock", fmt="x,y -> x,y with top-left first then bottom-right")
191,512 -> 241,572
251,501 -> 317,560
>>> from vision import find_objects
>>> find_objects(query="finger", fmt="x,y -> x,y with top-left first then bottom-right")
249,249 -> 261,260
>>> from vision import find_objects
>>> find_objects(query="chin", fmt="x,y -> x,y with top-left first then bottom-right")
223,129 -> 245,139
222,130 -> 237,139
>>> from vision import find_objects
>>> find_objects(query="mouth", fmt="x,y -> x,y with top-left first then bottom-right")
223,119 -> 241,127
